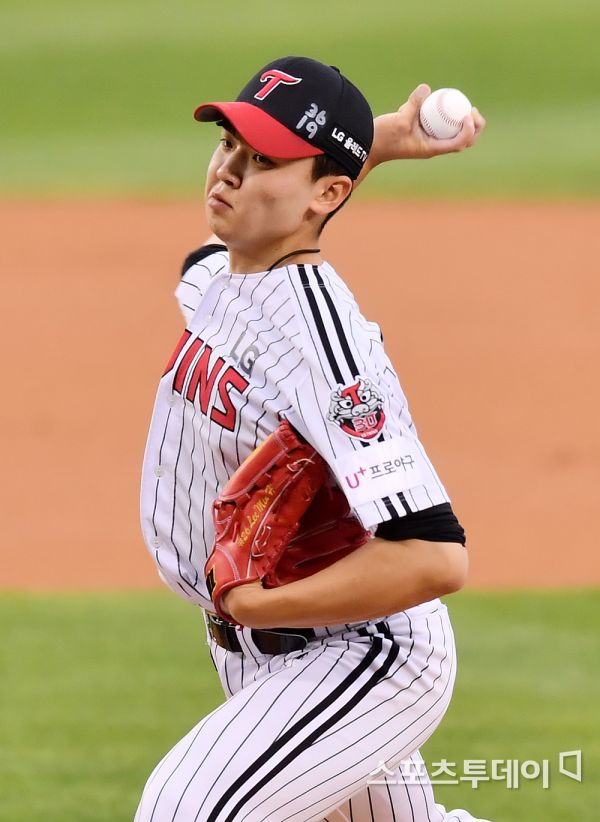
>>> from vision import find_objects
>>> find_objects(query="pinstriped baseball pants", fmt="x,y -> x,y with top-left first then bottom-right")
135,601 -> 491,821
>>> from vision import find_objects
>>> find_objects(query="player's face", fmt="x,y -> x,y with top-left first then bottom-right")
204,128 -> 329,266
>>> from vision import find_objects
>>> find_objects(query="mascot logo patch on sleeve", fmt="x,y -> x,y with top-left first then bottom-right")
327,378 -> 386,440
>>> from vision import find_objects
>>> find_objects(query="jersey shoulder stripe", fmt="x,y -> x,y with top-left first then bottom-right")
312,265 -> 360,377
289,263 -> 364,386
295,264 -> 344,384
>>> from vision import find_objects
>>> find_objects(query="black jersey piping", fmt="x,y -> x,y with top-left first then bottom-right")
297,264 -> 344,384
312,266 -> 360,377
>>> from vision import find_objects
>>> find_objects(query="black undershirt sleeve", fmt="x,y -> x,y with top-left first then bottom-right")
375,502 -> 466,546
180,244 -> 228,278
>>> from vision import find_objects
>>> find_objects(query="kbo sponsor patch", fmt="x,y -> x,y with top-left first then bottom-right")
333,438 -> 424,508
327,377 -> 385,440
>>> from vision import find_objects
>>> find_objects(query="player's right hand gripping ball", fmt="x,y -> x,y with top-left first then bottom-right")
419,88 -> 472,139
204,420 -> 372,624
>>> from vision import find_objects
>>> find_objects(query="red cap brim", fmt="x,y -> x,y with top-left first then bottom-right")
194,101 -> 324,160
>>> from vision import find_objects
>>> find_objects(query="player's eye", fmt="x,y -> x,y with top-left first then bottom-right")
253,153 -> 274,167
220,138 -> 234,150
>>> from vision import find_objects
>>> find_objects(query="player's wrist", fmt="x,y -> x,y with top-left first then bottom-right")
354,116 -> 387,186
365,118 -> 386,169
223,581 -> 272,628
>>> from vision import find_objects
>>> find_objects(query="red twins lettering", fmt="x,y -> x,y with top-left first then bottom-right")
168,335 -> 249,430
162,329 -> 191,376
189,346 -> 225,411
254,69 -> 302,100
211,368 -> 250,431
173,337 -> 203,393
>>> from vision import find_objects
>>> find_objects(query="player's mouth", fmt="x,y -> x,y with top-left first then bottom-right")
207,191 -> 233,211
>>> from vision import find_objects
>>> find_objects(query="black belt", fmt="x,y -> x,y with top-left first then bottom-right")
206,613 -> 316,655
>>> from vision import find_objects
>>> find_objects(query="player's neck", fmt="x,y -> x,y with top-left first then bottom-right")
228,240 -> 322,275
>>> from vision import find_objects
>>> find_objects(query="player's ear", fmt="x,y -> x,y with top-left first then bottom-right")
310,175 -> 353,218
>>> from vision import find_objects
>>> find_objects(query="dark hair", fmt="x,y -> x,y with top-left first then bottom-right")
311,154 -> 353,233
311,153 -> 349,180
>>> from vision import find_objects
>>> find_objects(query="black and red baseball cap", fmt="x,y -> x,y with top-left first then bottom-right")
194,56 -> 373,180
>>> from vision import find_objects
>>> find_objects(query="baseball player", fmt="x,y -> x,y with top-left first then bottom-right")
136,56 -> 489,822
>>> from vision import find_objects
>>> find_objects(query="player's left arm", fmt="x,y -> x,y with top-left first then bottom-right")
354,84 -> 486,186
223,536 -> 468,629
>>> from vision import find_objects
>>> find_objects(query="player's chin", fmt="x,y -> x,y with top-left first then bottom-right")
205,206 -> 233,237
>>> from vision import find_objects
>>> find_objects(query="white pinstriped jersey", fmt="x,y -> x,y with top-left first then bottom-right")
140,250 -> 450,608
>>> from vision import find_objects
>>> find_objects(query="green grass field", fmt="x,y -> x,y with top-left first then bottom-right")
1,0 -> 599,197
1,590 -> 598,821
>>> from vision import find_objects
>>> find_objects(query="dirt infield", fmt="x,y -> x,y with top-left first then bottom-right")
1,200 -> 598,590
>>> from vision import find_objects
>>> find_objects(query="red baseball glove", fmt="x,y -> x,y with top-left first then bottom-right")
204,420 -> 371,624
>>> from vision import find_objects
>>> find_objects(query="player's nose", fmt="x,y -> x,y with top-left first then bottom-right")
216,154 -> 242,187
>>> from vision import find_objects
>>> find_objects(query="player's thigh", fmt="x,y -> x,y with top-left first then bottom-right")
136,607 -> 455,822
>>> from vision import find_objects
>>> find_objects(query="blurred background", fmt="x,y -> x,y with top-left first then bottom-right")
1,1 -> 599,820
2,0 -> 599,197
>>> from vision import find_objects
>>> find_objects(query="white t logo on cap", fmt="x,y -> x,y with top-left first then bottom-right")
254,70 -> 302,101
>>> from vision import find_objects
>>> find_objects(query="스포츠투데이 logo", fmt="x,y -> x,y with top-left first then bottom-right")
327,378 -> 385,440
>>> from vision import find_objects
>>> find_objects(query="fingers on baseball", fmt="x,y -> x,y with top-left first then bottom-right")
450,113 -> 477,152
428,125 -> 472,156
412,83 -> 431,101
444,106 -> 485,153
461,114 -> 477,146
460,108 -> 485,146
472,106 -> 487,135
406,84 -> 431,115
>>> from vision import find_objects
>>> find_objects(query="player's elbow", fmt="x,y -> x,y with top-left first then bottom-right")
429,542 -> 469,596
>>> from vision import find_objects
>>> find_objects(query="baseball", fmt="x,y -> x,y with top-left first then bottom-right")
419,88 -> 472,139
